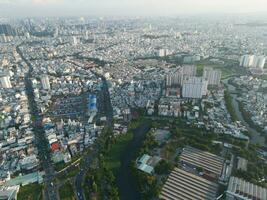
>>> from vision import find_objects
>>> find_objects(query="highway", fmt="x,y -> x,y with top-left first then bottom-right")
16,45 -> 59,200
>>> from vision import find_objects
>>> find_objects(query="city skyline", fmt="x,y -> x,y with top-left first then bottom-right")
1,0 -> 267,17
1,1 -> 267,199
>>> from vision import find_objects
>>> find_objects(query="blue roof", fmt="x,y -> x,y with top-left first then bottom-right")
89,94 -> 96,99
43,124 -> 54,130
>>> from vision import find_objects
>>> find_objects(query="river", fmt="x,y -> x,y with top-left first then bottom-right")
116,123 -> 150,200
223,78 -> 266,147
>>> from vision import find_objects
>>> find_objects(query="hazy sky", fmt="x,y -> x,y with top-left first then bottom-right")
1,0 -> 267,17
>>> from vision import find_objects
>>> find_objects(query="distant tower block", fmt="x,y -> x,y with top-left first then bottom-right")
72,36 -> 78,45
40,75 -> 51,90
0,75 -> 12,88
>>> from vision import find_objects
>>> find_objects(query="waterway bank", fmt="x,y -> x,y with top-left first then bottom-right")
223,78 -> 266,147
116,123 -> 150,200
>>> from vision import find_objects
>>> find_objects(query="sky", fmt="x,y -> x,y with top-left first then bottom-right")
1,0 -> 267,17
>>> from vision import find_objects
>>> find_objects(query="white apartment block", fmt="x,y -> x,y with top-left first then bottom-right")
40,75 -> 51,90
182,77 -> 208,99
0,75 -> 12,88
240,55 -> 266,69
203,67 -> 221,86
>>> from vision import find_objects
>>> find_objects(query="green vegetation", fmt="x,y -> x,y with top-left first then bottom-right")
196,58 -> 246,79
57,165 -> 80,181
224,90 -> 238,122
232,145 -> 267,188
138,131 -> 158,155
132,127 -> 164,199
59,181 -> 75,200
83,157 -> 120,200
238,102 -> 264,133
133,170 -> 161,200
54,153 -> 81,172
128,119 -> 142,130
82,127 -> 128,200
132,117 -> 256,199
17,183 -> 43,200
105,132 -> 133,175
154,160 -> 173,175
196,64 -> 204,76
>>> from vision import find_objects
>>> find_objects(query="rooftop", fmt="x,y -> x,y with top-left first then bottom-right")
180,146 -> 224,176
159,168 -> 219,200
227,176 -> 267,200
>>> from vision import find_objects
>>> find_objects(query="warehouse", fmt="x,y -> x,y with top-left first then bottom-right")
226,176 -> 267,200
179,146 -> 224,180
159,168 -> 219,200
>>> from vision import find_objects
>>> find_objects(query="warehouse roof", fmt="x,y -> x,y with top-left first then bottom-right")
180,146 -> 224,176
159,168 -> 218,200
227,176 -> 267,200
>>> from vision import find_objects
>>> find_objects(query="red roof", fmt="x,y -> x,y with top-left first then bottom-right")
51,142 -> 60,152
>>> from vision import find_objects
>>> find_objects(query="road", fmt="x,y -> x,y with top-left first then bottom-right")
74,72 -> 113,200
16,45 -> 59,200
223,78 -> 266,147
116,123 -> 150,200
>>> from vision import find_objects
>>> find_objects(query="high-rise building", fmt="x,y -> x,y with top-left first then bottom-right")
165,65 -> 197,88
0,75 -> 12,88
166,68 -> 183,87
182,65 -> 197,77
40,75 -> 50,90
240,55 -> 265,69
182,77 -> 208,99
255,56 -> 266,69
203,67 -> 221,86
72,36 -> 78,45
159,49 -> 171,57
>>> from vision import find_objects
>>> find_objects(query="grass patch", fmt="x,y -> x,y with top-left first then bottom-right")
59,181 -> 75,200
17,183 -> 43,200
105,132 -> 133,176
196,58 -> 246,79
196,64 -> 205,76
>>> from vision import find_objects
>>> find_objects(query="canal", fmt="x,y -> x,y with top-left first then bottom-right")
223,78 -> 266,147
116,123 -> 150,200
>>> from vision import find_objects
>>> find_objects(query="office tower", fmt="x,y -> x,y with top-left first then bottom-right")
203,67 -> 221,86
40,75 -> 51,90
182,77 -> 208,99
0,75 -> 12,88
